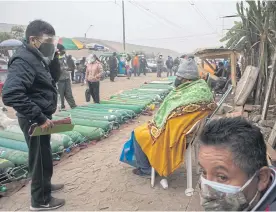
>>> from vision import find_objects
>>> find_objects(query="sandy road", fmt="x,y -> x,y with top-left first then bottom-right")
0,73 -> 202,211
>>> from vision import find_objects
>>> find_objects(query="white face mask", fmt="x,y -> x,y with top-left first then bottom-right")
201,175 -> 242,193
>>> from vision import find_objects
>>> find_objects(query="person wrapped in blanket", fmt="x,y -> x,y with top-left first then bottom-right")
199,117 -> 276,211
131,58 -> 216,177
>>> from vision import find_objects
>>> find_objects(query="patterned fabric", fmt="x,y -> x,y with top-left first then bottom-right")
135,110 -> 211,176
151,79 -> 214,133
148,103 -> 216,140
200,182 -> 249,211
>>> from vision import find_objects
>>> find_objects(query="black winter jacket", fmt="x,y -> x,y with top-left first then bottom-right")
2,44 -> 58,125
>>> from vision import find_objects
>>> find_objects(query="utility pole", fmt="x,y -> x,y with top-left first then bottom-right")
85,25 -> 93,38
220,15 -> 239,37
122,0 -> 126,52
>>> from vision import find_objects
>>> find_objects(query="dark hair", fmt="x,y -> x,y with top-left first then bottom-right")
180,54 -> 186,59
57,43 -> 65,52
92,54 -> 101,62
200,117 -> 268,177
25,20 -> 55,43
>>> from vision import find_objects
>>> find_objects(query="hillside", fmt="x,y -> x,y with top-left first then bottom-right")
74,37 -> 179,58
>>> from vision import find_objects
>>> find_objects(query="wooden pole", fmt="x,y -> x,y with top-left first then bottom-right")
230,52 -> 237,89
261,52 -> 276,121
122,0 -> 126,52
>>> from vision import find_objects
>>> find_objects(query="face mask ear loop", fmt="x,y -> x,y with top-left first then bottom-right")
243,190 -> 260,211
249,190 -> 259,206
241,173 -> 257,191
33,38 -> 41,49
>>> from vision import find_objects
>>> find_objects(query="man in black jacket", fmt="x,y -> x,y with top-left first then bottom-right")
2,20 -> 65,211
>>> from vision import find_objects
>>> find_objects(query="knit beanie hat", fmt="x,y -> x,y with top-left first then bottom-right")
176,58 -> 199,80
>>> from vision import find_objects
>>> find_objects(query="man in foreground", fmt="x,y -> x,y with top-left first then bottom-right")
2,20 -> 65,211
121,58 -> 216,177
199,117 -> 276,211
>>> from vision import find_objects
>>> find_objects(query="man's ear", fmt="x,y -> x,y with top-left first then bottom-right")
257,167 -> 271,192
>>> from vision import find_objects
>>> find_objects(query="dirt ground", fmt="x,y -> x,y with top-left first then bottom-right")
0,73 -> 202,211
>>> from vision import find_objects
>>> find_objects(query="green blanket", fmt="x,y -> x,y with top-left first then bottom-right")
153,79 -> 213,129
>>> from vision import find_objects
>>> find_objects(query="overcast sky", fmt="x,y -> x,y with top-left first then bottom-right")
0,0 -> 239,53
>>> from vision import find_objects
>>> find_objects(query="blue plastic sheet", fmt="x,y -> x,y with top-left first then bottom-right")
119,131 -> 137,167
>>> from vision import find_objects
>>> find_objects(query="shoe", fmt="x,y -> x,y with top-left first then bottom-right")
51,184 -> 64,193
30,197 -> 65,211
132,168 -> 151,176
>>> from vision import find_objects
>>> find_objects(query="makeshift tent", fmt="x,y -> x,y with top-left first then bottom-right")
58,38 -> 84,50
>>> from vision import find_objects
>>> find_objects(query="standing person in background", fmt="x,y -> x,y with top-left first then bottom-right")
223,58 -> 229,68
139,55 -> 148,76
156,54 -> 164,77
85,54 -> 103,103
49,51 -> 61,83
118,56 -> 126,76
57,44 -> 77,109
132,54 -> 139,77
79,57 -> 86,86
173,56 -> 180,76
166,56 -> 174,77
109,52 -> 118,82
74,61 -> 82,83
2,19 -> 65,211
67,55 -> 75,82
125,54 -> 132,79
215,61 -> 225,77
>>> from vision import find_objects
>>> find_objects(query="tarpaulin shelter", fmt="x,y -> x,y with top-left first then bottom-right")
58,38 -> 84,50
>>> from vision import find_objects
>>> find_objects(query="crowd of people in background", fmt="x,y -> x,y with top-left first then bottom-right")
56,50 -> 242,108
62,52 -> 195,86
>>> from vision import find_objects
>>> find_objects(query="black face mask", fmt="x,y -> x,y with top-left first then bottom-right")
38,43 -> 55,61
174,78 -> 182,87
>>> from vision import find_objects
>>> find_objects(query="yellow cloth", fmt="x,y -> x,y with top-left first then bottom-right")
134,110 -> 210,177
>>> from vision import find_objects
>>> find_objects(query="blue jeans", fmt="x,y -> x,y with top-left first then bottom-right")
133,138 -> 151,175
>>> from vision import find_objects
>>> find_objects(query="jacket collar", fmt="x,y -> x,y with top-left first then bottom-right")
23,42 -> 49,68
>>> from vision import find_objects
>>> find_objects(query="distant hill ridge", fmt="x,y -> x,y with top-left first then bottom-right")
75,37 -> 179,57
0,23 -> 179,57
